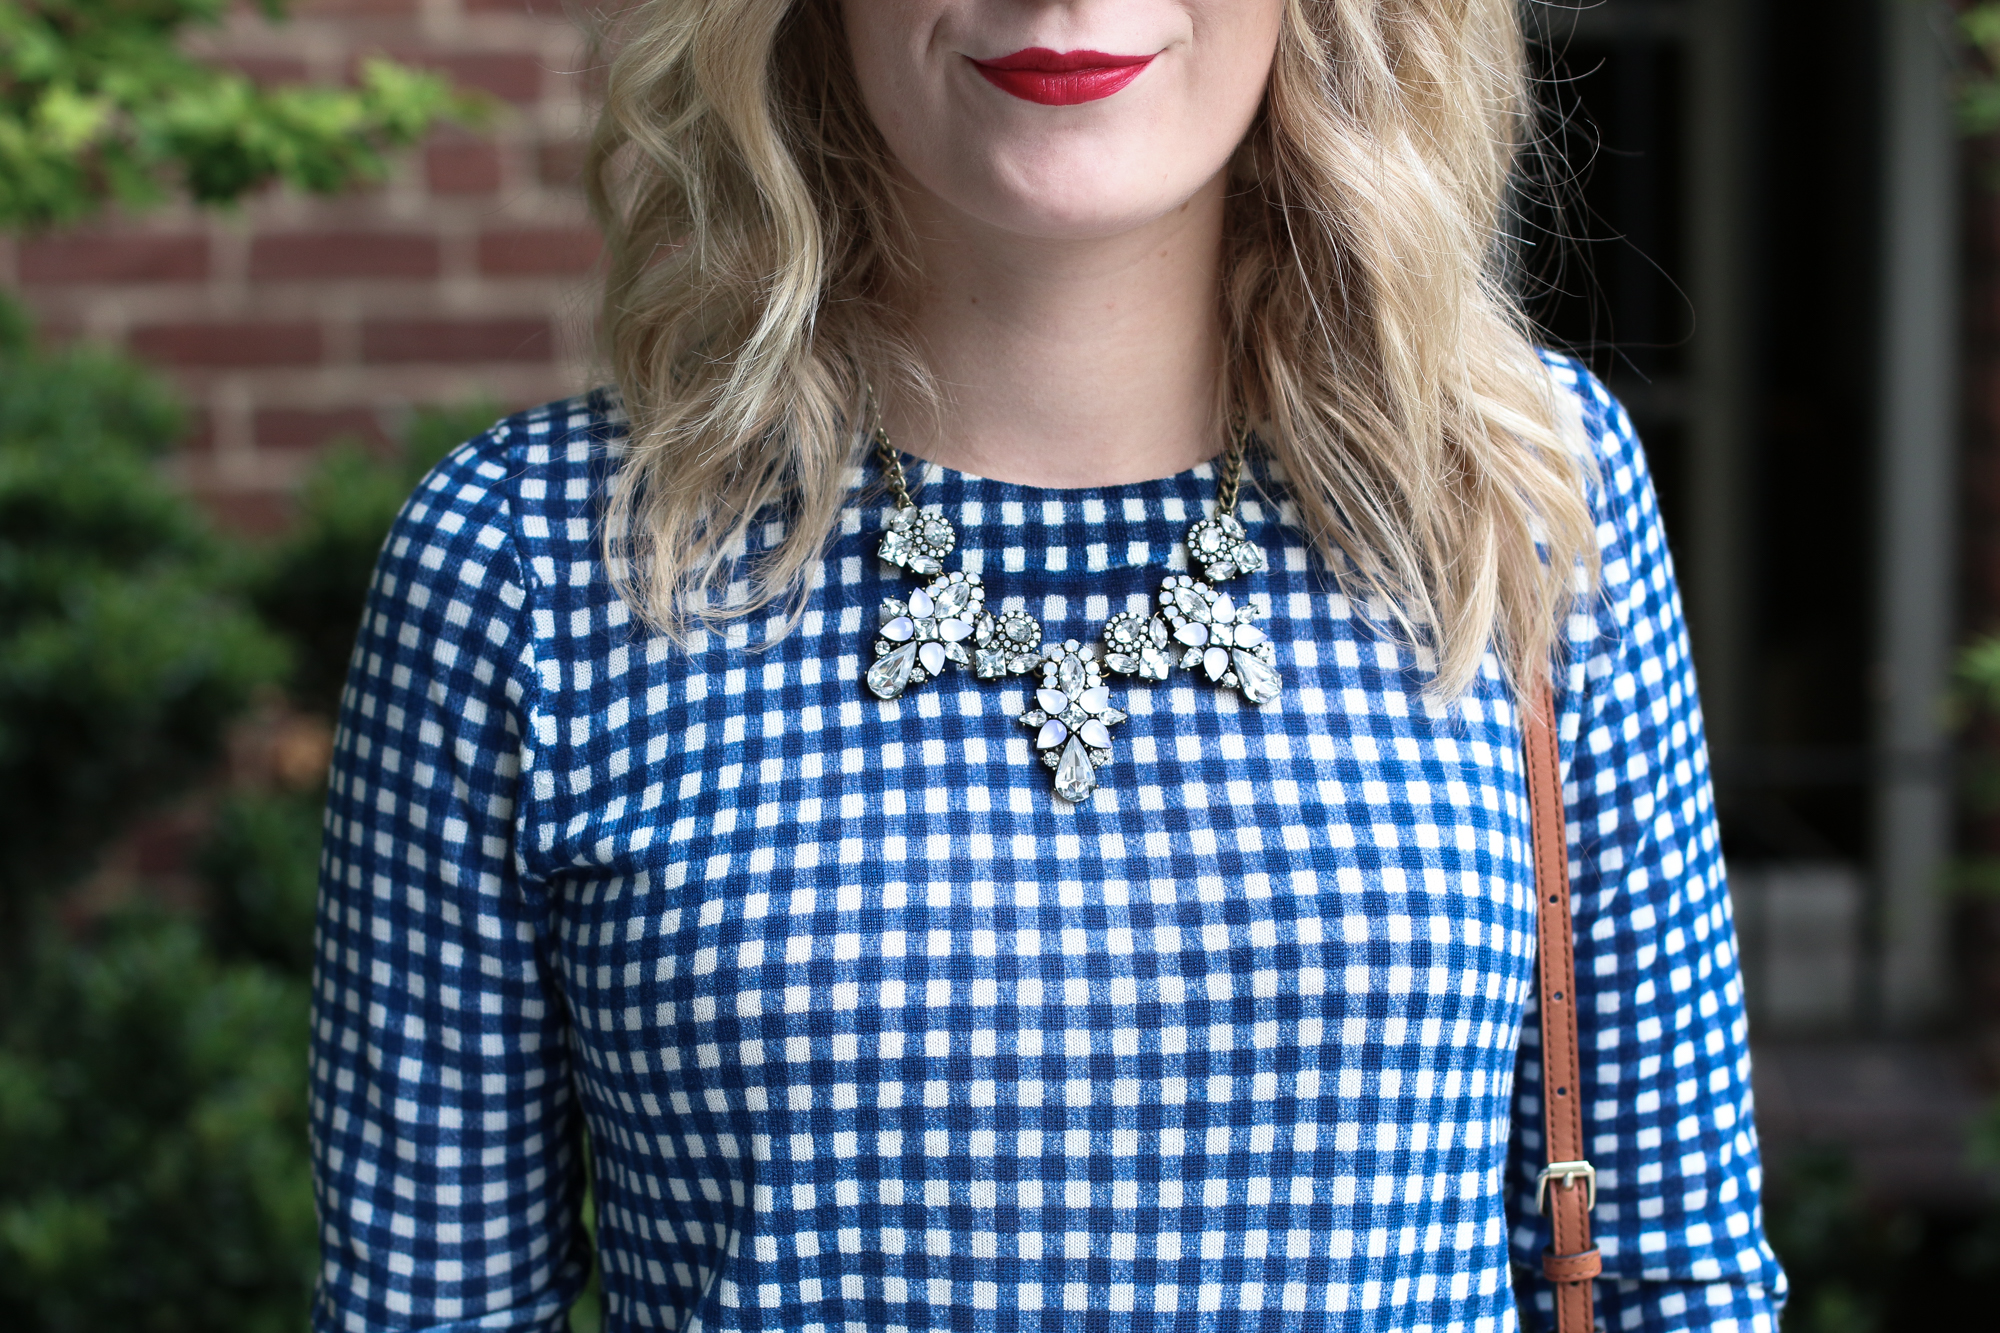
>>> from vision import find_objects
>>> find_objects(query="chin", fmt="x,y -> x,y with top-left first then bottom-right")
958,149 -> 1194,242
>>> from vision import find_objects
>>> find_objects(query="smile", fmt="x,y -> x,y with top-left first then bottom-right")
969,48 -> 1155,106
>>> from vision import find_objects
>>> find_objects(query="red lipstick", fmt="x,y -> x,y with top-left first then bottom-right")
970,48 -> 1154,106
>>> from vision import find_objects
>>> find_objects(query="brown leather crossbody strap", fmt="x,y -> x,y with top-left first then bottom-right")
1524,681 -> 1600,1331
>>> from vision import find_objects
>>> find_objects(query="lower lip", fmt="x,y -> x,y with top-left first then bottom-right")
971,54 -> 1154,106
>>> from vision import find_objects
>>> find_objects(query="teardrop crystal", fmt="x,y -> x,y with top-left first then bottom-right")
867,642 -> 918,699
1176,622 -> 1210,647
1080,719 -> 1112,749
1078,686 -> 1110,713
882,616 -> 915,642
938,618 -> 973,642
919,641 -> 948,675
1203,645 -> 1230,680
907,588 -> 934,618
1052,735 -> 1098,803
1232,648 -> 1282,705
1037,689 -> 1070,715
1036,719 -> 1070,750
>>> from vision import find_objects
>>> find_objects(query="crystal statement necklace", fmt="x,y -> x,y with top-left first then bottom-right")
863,425 -> 1282,802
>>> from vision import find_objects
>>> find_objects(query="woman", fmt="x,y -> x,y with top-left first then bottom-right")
308,2 -> 1784,1330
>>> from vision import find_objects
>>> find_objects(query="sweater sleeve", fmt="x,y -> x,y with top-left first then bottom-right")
1504,358 -> 1787,1331
309,431 -> 585,1331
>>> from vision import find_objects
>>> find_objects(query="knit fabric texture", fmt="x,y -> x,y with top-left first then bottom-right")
309,354 -> 1785,1332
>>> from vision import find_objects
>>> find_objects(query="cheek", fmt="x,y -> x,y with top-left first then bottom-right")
840,0 -> 947,153
1185,0 -> 1285,118
1102,6 -> 1280,206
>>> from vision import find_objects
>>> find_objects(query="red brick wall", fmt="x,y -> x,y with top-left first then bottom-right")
0,0 -> 600,530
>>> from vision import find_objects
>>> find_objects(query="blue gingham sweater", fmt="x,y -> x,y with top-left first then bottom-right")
309,356 -> 1784,1332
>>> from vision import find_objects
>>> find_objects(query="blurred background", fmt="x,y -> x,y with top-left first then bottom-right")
1,0 -> 1997,1328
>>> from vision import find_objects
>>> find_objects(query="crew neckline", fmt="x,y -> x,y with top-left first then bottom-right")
845,445 -> 1284,587
875,439 -> 1284,514
900,452 -> 1226,503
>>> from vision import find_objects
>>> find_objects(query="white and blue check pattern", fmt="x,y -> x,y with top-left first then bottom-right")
309,354 -> 1784,1332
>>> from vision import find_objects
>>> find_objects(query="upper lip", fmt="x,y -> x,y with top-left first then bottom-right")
970,48 -> 1155,72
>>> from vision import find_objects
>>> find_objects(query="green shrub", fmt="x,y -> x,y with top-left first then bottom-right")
0,291 -> 509,1329
0,909 -> 314,1332
0,296 -> 289,922
200,786 -> 325,979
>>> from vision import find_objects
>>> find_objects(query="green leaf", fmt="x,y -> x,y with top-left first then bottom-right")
1948,855 -> 2000,899
0,0 -> 485,228
1964,3 -> 2000,140
198,789 -> 324,978
1967,4 -> 2000,58
1957,634 -> 2000,716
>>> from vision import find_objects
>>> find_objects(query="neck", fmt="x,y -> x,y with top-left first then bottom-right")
886,175 -> 1227,489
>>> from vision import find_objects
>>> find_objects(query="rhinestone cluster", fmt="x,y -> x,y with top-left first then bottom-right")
1154,577 -> 1281,705
1016,643 -> 1129,803
1101,609 -> 1172,681
974,610 -> 1044,680
865,571 -> 985,700
1186,512 -> 1268,582
877,504 -> 956,576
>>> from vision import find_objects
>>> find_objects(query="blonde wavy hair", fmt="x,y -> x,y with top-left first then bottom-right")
587,0 -> 1597,698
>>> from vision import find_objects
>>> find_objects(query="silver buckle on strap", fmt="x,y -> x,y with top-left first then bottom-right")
1535,1160 -> 1597,1215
